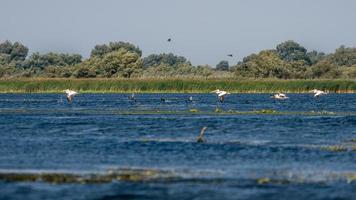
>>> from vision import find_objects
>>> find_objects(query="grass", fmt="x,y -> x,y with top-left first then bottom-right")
0,78 -> 355,93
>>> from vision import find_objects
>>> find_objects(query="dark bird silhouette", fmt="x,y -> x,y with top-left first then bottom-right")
227,54 -> 233,57
128,93 -> 136,102
167,38 -> 171,42
197,127 -> 207,143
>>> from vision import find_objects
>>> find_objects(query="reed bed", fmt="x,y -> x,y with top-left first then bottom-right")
0,78 -> 355,93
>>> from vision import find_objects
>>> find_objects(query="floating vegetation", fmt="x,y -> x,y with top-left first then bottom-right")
0,169 -> 176,184
348,138 -> 356,143
320,145 -> 349,152
254,109 -> 277,114
2,169 -> 355,185
345,173 -> 356,183
189,108 -> 199,113
257,177 -> 270,184
0,108 -> 354,117
214,108 -> 222,113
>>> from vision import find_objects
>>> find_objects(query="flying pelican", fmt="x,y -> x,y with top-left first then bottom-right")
271,93 -> 289,100
197,127 -> 207,143
211,89 -> 230,103
63,89 -> 78,102
310,89 -> 327,98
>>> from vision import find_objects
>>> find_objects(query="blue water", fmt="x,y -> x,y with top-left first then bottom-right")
0,93 -> 355,200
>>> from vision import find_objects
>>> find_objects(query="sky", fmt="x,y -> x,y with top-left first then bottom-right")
1,0 -> 356,66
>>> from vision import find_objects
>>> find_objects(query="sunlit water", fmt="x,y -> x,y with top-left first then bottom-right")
0,93 -> 355,200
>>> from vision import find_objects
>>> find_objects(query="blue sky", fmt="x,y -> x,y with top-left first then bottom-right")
1,0 -> 356,65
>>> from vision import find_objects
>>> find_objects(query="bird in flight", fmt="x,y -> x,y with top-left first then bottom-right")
310,89 -> 327,98
227,54 -> 233,57
167,38 -> 172,42
63,89 -> 78,102
211,89 -> 231,103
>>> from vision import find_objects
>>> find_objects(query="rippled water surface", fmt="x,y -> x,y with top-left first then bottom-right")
0,93 -> 355,200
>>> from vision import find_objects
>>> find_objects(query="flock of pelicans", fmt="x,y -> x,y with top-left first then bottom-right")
63,88 -> 328,143
64,88 -> 328,103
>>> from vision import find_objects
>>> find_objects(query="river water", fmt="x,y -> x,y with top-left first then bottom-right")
0,93 -> 355,200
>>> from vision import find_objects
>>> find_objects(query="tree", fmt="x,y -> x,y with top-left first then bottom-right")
0,40 -> 28,63
216,60 -> 229,71
91,41 -> 142,57
25,52 -> 82,69
10,42 -> 29,61
0,40 -> 13,54
306,60 -> 341,78
196,65 -> 213,79
276,40 -> 310,65
82,48 -> 143,78
327,46 -> 356,67
234,50 -> 291,78
307,50 -> 325,65
143,53 -> 190,68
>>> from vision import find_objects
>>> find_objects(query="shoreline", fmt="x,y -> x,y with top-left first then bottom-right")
0,78 -> 355,93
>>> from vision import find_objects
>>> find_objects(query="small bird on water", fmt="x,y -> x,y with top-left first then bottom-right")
211,89 -> 230,103
128,93 -> 136,102
271,93 -> 289,100
63,89 -> 78,102
197,127 -> 207,143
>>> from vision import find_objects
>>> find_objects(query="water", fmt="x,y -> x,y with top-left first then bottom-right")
0,93 -> 355,200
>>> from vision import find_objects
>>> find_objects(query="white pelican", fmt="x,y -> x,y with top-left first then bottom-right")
271,93 -> 289,100
63,89 -> 78,102
211,89 -> 231,102
310,89 -> 327,98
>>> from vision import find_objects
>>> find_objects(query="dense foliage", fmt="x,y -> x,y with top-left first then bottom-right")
0,40 -> 356,79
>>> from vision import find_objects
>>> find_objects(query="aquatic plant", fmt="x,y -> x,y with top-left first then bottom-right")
0,78 -> 355,93
0,169 -> 176,184
320,145 -> 348,152
254,109 -> 277,114
189,108 -> 199,113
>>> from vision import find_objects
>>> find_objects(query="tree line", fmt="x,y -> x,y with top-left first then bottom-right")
0,40 -> 355,79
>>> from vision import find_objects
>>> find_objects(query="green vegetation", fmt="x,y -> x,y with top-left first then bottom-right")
1,40 -> 356,79
0,78 -> 355,93
0,168 -> 175,184
1,169 -> 355,184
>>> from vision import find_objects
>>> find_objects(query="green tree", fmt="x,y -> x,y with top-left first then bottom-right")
307,50 -> 325,65
327,45 -> 356,67
0,40 -> 29,63
276,40 -> 310,64
143,53 -> 190,68
25,52 -> 82,69
216,60 -> 229,71
234,50 -> 290,78
306,60 -> 341,78
91,41 -> 142,57
82,48 -> 143,78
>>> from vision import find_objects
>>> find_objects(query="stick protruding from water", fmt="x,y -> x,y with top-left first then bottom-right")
197,127 -> 207,143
